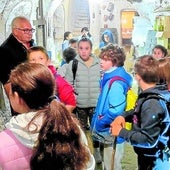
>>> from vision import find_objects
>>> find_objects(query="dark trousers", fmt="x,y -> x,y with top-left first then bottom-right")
75,107 -> 100,148
137,154 -> 155,170
75,107 -> 95,130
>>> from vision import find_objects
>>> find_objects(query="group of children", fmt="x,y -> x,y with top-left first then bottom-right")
0,27 -> 169,170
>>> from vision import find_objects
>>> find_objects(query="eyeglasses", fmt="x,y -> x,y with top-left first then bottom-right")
14,28 -> 35,34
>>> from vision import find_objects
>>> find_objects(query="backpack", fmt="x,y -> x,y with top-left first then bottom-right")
109,76 -> 138,112
132,92 -> 170,150
72,58 -> 78,86
109,76 -> 138,130
132,92 -> 170,169
91,76 -> 137,144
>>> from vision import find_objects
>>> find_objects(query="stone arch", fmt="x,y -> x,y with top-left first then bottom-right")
5,1 -> 32,37
45,0 -> 63,65
45,0 -> 91,66
0,0 -> 38,44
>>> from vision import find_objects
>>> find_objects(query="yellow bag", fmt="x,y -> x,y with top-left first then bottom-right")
109,77 -> 138,112
125,88 -> 138,130
125,88 -> 138,111
109,76 -> 138,130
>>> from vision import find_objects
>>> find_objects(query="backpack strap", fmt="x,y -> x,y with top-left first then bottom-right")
109,76 -> 130,92
137,92 -> 167,118
72,59 -> 78,85
107,76 -> 130,109
134,92 -> 170,149
137,92 -> 168,115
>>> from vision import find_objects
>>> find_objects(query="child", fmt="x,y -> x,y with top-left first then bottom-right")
27,46 -> 76,113
61,31 -> 73,66
111,55 -> 170,170
65,38 -> 100,131
152,44 -> 168,60
0,63 -> 95,170
91,43 -> 133,170
64,37 -> 101,163
79,27 -> 93,42
58,47 -> 77,77
158,57 -> 170,90
69,38 -> 78,51
62,31 -> 73,52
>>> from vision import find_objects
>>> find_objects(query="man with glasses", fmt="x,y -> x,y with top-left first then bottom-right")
0,16 -> 35,115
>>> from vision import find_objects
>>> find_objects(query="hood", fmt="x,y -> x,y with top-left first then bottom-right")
101,29 -> 114,43
5,112 -> 43,148
101,67 -> 132,89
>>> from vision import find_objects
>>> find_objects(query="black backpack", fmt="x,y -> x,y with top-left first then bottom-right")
132,92 -> 170,157
72,59 -> 78,86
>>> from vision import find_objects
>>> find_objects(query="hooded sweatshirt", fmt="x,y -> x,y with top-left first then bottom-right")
99,29 -> 115,49
0,112 -> 95,170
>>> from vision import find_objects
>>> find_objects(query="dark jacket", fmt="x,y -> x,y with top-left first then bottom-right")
0,34 -> 34,84
119,85 -> 169,155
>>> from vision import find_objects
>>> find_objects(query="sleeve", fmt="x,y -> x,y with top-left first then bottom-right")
0,47 -> 13,84
95,81 -> 126,130
62,41 -> 69,51
65,61 -> 74,85
119,98 -> 164,145
122,109 -> 135,122
57,64 -> 67,77
56,75 -> 76,106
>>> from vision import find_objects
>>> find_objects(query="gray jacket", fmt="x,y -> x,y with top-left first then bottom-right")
65,54 -> 100,108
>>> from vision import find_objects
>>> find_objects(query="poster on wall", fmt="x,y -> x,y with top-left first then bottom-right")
101,1 -> 115,28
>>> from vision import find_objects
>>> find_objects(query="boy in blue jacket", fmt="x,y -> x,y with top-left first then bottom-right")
91,43 -> 132,170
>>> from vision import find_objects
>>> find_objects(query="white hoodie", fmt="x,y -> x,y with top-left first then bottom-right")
5,111 -> 95,170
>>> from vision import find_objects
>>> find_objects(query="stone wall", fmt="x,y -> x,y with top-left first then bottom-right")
0,0 -> 38,44
0,0 -> 168,66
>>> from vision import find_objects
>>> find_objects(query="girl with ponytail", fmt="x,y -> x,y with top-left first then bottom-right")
0,63 -> 95,170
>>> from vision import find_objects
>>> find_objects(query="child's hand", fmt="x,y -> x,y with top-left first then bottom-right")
110,116 -> 125,136
112,116 -> 125,128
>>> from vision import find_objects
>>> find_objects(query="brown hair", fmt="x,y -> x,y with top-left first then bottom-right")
99,43 -> 126,67
158,57 -> 170,89
134,55 -> 159,83
27,46 -> 49,60
78,37 -> 92,49
152,45 -> 168,57
10,63 -> 90,170
30,100 -> 90,170
10,63 -> 55,109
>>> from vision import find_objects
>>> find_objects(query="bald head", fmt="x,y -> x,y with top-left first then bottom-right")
11,16 -> 30,30
11,16 -> 33,45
